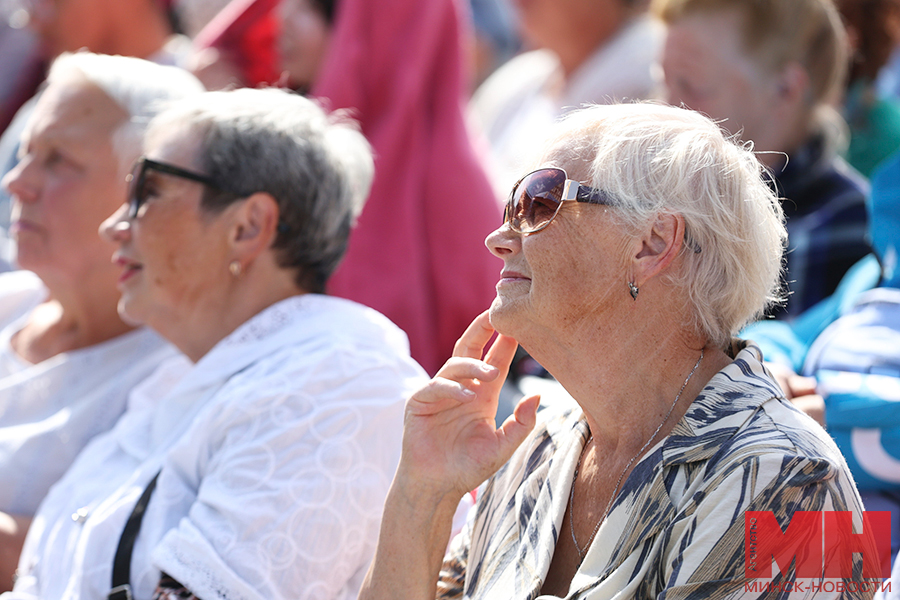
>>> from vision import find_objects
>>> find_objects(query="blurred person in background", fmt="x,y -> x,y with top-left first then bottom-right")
188,0 -> 282,90
0,2 -> 42,269
0,53 -> 202,592
469,0 -> 663,197
278,0 -> 333,94
4,86 -> 426,600
0,1 -> 42,135
277,0 -> 502,374
655,0 -> 871,317
467,0 -> 519,89
744,148 -> 900,569
0,0 -> 193,267
837,0 -> 900,177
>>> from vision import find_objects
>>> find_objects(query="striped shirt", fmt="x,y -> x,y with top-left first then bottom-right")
438,341 -> 872,599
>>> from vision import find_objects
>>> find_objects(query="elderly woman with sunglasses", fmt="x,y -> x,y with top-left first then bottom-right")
4,88 -> 427,600
360,103 -> 872,600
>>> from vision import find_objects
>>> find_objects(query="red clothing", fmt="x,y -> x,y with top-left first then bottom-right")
313,0 -> 502,373
192,0 -> 281,87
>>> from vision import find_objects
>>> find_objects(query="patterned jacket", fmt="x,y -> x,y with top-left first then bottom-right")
437,341 -> 873,599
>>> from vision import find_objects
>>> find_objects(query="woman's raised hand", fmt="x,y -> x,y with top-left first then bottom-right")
398,311 -> 540,501
358,312 -> 540,600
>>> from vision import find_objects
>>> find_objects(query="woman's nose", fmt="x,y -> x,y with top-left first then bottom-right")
2,158 -> 38,204
99,204 -> 131,243
485,222 -> 521,257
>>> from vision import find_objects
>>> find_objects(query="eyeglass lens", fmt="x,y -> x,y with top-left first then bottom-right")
508,169 -> 566,233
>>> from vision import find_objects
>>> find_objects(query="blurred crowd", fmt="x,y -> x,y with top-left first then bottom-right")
0,0 -> 898,597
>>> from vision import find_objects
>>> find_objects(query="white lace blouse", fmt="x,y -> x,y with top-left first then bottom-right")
0,270 -> 176,516
6,294 -> 427,600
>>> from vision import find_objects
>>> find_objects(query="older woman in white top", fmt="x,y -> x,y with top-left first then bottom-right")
360,103 -> 873,599
5,88 -> 426,600
0,53 -> 201,587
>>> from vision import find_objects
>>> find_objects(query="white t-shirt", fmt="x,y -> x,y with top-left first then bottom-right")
8,294 -> 428,600
0,270 -> 176,516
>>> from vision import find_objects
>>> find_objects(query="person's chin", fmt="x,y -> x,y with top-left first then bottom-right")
117,297 -> 146,328
11,245 -> 42,273
488,297 -> 520,336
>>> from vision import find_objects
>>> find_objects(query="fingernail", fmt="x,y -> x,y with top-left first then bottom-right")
462,388 -> 477,399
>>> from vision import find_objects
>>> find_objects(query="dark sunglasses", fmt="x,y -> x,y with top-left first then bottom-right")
503,167 -> 702,253
504,167 -> 613,234
126,157 -> 226,219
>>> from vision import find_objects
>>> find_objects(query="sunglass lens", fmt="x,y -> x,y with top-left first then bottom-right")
511,170 -> 564,233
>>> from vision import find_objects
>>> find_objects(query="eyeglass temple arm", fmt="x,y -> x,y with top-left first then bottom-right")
562,179 -> 610,205
563,180 -> 701,253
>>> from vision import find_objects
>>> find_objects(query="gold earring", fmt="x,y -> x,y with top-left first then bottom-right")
229,260 -> 242,277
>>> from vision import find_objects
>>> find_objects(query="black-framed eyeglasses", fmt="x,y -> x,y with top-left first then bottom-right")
504,167 -> 613,234
125,157 -> 295,236
126,157 -> 228,219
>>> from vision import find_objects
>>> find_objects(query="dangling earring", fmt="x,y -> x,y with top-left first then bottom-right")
628,281 -> 639,300
229,260 -> 243,277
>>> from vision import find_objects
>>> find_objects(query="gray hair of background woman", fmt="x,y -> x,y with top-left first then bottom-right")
145,88 -> 374,294
541,102 -> 787,349
46,52 -> 206,172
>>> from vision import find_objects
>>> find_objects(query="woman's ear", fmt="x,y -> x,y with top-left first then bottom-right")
230,192 -> 281,261
631,213 -> 686,287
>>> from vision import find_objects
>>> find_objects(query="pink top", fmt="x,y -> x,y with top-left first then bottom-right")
313,0 -> 503,374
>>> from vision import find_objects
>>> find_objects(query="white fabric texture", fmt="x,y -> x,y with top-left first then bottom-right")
6,294 -> 427,600
468,15 -> 663,198
0,270 -> 176,516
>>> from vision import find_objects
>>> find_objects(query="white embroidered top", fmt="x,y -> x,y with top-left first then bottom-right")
0,270 -> 176,516
6,294 -> 427,600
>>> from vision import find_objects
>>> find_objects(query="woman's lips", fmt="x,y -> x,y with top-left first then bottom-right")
113,255 -> 143,284
498,270 -> 530,284
9,220 -> 41,236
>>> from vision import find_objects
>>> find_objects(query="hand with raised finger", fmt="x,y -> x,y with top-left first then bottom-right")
398,311 -> 540,502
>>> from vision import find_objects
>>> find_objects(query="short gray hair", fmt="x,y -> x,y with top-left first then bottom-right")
46,52 -> 205,171
146,88 -> 374,293
540,102 -> 786,349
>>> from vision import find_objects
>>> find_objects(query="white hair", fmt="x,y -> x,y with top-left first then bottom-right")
46,52 -> 205,172
540,102 -> 787,349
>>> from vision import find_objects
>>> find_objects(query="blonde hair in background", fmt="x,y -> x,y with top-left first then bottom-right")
651,0 -> 849,108
540,102 -> 787,350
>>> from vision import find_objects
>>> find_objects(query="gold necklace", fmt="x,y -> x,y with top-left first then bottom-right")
568,349 -> 704,563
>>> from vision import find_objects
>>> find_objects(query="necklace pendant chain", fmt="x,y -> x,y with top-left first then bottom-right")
568,348 -> 704,562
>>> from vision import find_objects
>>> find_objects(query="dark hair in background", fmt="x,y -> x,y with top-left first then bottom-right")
309,0 -> 337,24
837,0 -> 900,82
154,0 -> 185,36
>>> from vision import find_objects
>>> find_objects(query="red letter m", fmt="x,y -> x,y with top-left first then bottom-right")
745,511 -> 822,577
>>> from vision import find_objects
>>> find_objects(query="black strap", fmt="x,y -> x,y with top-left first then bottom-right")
108,470 -> 161,600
